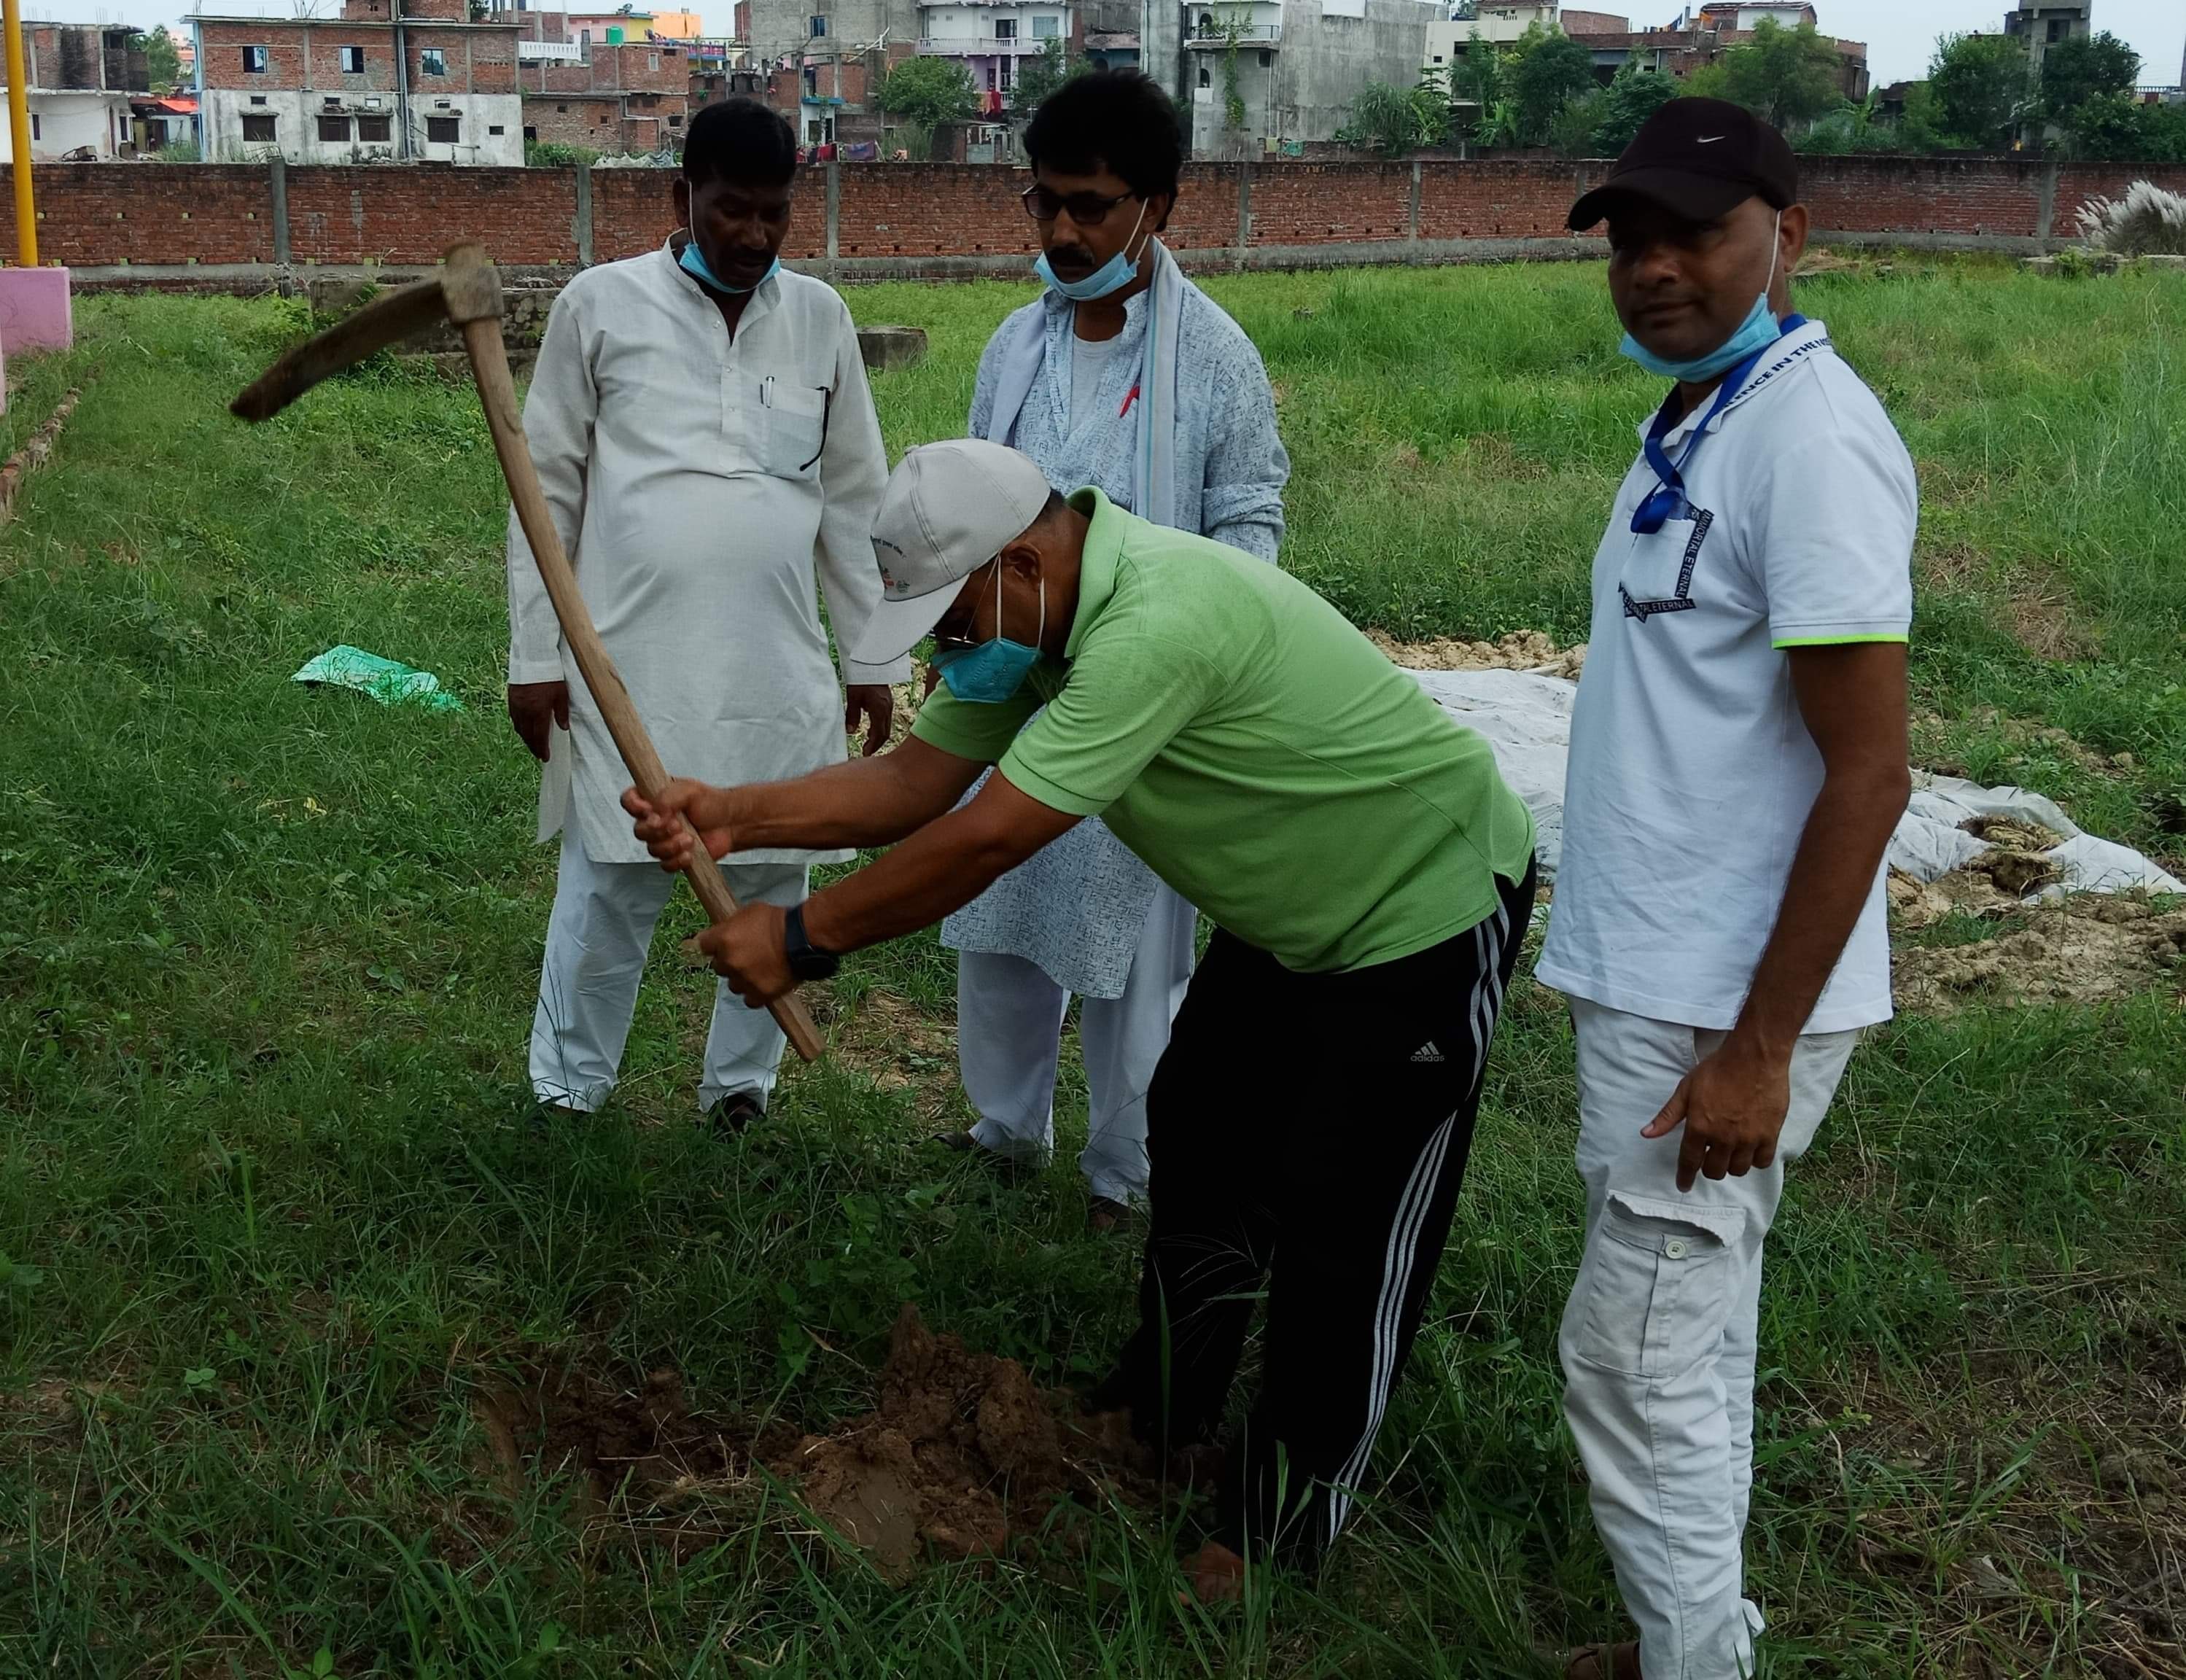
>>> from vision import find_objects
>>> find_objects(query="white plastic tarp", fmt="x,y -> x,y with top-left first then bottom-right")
1405,667 -> 2184,899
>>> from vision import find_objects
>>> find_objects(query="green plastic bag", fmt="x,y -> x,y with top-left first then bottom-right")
291,645 -> 462,712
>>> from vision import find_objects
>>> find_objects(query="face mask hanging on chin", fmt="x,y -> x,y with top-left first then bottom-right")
1033,201 -> 1151,303
930,567 -> 1046,704
680,219 -> 779,295
1619,210 -> 1785,383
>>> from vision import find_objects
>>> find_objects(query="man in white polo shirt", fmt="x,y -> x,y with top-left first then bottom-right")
1539,101 -> 1916,1680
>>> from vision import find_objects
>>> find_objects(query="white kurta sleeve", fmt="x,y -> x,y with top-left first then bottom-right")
814,301 -> 911,688
506,286 -> 594,685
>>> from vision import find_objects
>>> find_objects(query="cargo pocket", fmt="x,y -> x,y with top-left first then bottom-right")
1569,1192 -> 1744,1379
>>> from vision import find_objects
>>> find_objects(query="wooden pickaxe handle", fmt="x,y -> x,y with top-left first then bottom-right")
443,245 -> 826,1064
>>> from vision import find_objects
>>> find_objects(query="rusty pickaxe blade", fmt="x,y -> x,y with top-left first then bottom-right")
230,247 -> 503,422
227,241 -> 828,1064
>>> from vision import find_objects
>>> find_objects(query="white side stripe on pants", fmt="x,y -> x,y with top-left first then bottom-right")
1323,898 -> 1512,1544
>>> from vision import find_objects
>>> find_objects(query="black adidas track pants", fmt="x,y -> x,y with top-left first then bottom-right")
1100,858 -> 1536,1564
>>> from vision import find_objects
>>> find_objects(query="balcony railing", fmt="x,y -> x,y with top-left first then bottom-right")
517,41 -> 588,63
917,34 -> 1059,55
1186,23 -> 1283,45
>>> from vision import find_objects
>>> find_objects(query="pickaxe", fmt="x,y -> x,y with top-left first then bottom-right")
233,241 -> 825,1063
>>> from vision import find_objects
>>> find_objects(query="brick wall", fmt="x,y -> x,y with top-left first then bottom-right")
524,95 -> 626,149
0,164 -> 278,266
1251,163 -> 1412,246
20,155 -> 2186,275
285,167 -> 578,265
1420,160 -> 1595,241
200,21 -> 314,90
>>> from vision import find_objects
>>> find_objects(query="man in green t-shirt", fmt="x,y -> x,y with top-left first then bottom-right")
622,439 -> 1537,1591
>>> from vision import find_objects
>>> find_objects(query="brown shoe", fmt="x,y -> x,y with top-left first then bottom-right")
1087,1194 -> 1132,1234
1562,1641 -> 1641,1680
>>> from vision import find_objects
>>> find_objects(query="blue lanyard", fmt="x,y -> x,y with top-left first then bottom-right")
1630,314 -> 1805,534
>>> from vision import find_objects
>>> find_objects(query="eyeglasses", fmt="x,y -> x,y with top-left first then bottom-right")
1020,184 -> 1138,225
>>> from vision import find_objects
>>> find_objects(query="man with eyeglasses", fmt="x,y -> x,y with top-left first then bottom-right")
936,69 -> 1289,1233
506,98 -> 902,1135
1541,102 -> 1915,1680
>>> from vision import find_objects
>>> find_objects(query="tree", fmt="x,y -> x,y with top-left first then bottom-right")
2061,91 -> 2186,163
1011,37 -> 1081,116
876,55 -> 979,132
2037,31 -> 2140,124
1717,19 -> 1845,131
1339,80 -> 1442,156
1928,31 -> 2029,150
1450,28 -> 1501,139
140,25 -> 181,94
1587,60 -> 1678,156
1507,25 -> 1595,147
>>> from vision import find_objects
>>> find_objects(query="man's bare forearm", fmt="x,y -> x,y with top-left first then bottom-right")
1733,763 -> 1910,1056
728,739 -> 980,852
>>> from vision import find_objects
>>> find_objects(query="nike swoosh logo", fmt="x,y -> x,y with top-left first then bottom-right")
1697,135 -> 1725,143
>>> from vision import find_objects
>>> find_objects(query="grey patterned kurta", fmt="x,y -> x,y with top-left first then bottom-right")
938,281 -> 1289,998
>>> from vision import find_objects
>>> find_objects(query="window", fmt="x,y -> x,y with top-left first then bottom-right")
324,96 -> 341,106
28,113 -> 38,139
668,112 -> 682,126
249,93 -> 268,105
420,47 -> 446,75
340,44 -> 365,73
427,114 -> 460,141
648,51 -> 659,69
488,123 -> 505,134
1031,14 -> 1059,37
523,123 -> 537,140
242,44 -> 268,73
1197,66 -> 1210,88
241,113 -> 276,141
359,114 -> 392,141
1259,49 -> 1272,66
803,65 -> 817,95
994,17 -> 1016,38
2046,18 -> 2063,42
808,14 -> 826,36
317,114 -> 350,141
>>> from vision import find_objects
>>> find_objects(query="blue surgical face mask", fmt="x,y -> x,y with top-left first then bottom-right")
930,567 -> 1046,704
1032,201 -> 1150,303
1619,211 -> 1784,383
680,222 -> 779,295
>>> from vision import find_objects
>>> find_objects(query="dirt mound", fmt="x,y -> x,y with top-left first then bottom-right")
1893,891 -> 2186,1013
1367,627 -> 1585,679
768,1304 -> 1156,1582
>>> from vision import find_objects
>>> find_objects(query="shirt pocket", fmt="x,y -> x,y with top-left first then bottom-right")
746,380 -> 827,482
1615,509 -> 1714,620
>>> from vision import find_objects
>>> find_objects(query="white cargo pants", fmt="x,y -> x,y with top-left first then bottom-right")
1557,997 -> 1861,1680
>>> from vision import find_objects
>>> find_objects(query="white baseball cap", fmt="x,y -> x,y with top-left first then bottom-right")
851,440 -> 1057,666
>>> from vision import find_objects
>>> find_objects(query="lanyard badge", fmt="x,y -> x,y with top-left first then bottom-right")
1630,314 -> 1805,535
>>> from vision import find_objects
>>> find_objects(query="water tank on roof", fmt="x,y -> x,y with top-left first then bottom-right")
607,26 -> 624,42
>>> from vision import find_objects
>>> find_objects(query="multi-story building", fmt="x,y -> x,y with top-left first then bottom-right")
513,7 -> 692,152
190,0 -> 525,166
687,36 -> 765,110
2003,0 -> 2090,77
0,23 -> 147,161
1147,0 -> 1444,158
917,1 -> 1073,107
747,0 -> 917,147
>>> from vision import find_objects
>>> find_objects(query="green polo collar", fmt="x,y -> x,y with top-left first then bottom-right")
1063,487 -> 1124,662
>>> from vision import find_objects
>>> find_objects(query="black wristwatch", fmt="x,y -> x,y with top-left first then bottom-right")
782,901 -> 841,983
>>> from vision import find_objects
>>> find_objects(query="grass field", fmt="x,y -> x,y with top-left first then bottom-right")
1,256 -> 2182,1678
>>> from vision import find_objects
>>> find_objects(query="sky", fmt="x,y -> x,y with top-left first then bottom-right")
26,0 -> 2186,93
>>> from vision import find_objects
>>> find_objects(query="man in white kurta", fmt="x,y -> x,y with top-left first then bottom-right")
507,98 -> 906,1127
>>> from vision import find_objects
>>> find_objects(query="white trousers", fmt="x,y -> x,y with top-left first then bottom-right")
1557,997 -> 1861,1680
955,883 -> 1197,1204
529,829 -> 808,1114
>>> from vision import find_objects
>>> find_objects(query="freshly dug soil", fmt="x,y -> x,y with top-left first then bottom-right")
767,1304 -> 1156,1582
472,1305 -> 1156,1579
1894,890 -> 2186,1013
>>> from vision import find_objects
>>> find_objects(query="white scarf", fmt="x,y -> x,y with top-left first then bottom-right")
984,238 -> 1187,529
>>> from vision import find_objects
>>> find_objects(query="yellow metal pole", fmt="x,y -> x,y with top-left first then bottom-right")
4,0 -> 36,267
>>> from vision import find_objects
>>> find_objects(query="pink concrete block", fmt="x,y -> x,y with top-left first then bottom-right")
0,268 -> 74,354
